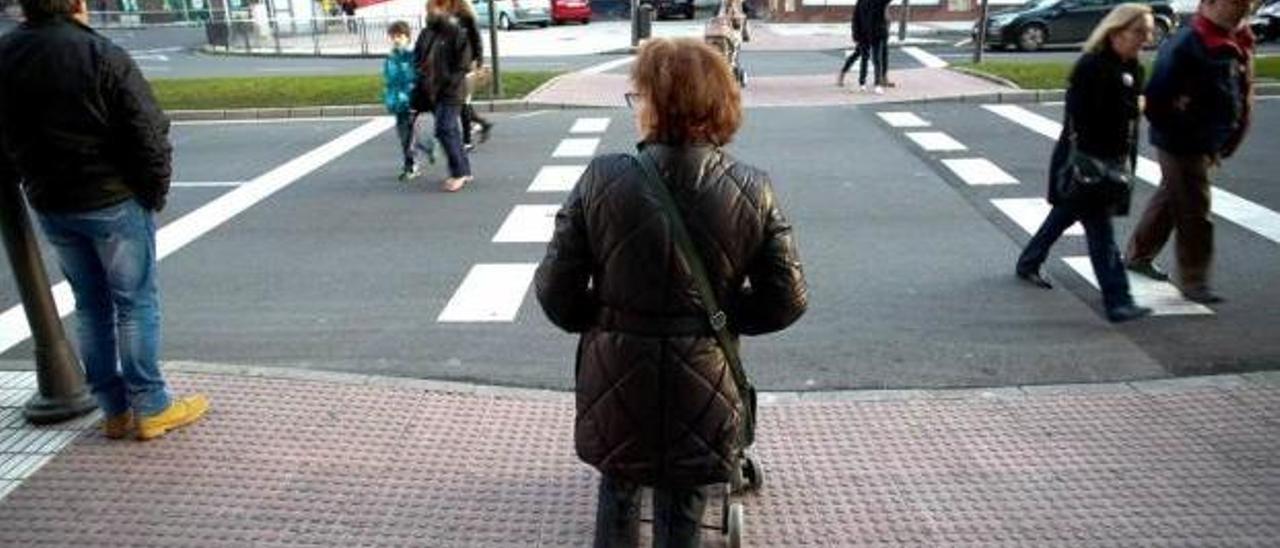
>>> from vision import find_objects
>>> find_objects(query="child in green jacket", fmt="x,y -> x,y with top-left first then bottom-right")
384,21 -> 435,181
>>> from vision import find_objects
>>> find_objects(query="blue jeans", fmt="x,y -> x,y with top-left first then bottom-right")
434,103 -> 471,179
36,199 -> 170,417
594,475 -> 707,548
1017,204 -> 1135,312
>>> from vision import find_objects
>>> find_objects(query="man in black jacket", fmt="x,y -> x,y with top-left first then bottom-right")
0,0 -> 208,440
1125,0 -> 1255,304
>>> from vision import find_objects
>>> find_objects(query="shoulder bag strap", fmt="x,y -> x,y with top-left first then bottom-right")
634,150 -> 750,392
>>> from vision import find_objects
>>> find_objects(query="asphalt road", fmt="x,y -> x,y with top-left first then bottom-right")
3,101 -> 1276,390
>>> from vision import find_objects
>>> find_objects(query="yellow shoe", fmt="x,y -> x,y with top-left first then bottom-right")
137,394 -> 210,441
102,412 -> 134,440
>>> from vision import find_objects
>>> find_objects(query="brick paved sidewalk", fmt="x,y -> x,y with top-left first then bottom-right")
528,68 -> 1005,108
1,365 -> 1278,546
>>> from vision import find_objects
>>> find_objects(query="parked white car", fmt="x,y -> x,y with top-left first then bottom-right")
474,0 -> 553,30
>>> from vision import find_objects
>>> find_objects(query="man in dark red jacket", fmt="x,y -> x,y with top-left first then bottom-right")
1125,0 -> 1255,304
0,0 -> 208,440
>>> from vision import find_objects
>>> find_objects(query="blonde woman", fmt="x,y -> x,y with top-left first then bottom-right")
1015,3 -> 1155,323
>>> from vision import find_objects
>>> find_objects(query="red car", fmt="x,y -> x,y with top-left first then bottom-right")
551,0 -> 591,24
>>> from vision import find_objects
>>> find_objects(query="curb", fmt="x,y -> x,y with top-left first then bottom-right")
165,100 -> 599,121
159,360 -> 1280,405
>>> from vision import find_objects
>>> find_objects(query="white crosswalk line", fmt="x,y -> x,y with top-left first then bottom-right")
528,165 -> 588,193
902,46 -> 949,68
905,131 -> 967,152
992,198 -> 1083,236
493,205 -> 561,243
570,118 -> 611,134
877,112 -> 931,128
437,264 -> 539,323
171,181 -> 244,188
0,117 -> 397,355
553,138 -> 600,158
984,104 -> 1280,245
1062,257 -> 1214,316
942,158 -> 1019,186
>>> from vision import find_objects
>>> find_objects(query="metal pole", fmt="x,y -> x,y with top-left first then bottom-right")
630,0 -> 638,47
223,0 -> 232,51
488,0 -> 501,97
0,183 -> 97,425
973,0 -> 988,64
897,0 -> 908,43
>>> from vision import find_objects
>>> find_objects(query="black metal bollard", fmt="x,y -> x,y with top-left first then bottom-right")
0,181 -> 97,425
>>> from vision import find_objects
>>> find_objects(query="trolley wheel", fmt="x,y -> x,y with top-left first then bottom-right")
726,503 -> 745,548
742,455 -> 764,492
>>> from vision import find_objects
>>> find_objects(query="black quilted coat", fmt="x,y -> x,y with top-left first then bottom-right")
535,143 -> 807,488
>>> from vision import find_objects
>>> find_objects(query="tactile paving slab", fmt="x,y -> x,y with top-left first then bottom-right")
0,372 -> 1278,546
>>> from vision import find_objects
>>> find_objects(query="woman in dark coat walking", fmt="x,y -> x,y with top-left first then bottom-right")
536,37 -> 807,547
1015,3 -> 1156,323
413,0 -> 473,192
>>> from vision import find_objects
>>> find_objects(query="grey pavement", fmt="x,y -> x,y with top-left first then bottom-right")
0,366 -> 1278,545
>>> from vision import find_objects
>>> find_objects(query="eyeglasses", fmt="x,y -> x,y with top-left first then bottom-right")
624,92 -> 642,109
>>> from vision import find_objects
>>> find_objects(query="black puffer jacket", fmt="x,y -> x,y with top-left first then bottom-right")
0,17 -> 171,212
536,143 -> 807,488
412,15 -> 472,108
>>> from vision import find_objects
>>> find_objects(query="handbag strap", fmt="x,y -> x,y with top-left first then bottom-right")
634,150 -> 750,392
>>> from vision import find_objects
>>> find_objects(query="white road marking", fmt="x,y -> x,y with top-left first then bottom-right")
0,117 -> 396,355
992,198 -> 1083,236
493,205 -> 561,243
511,110 -> 550,119
905,131 -> 967,152
553,138 -> 600,158
902,46 -> 949,68
577,56 -> 634,75
877,112 -> 931,128
984,104 -> 1280,245
953,38 -> 973,48
1062,257 -> 1214,316
942,158 -> 1019,185
528,165 -> 587,192
570,117 -> 611,134
437,263 -> 539,323
130,54 -> 169,62
171,181 -> 244,188
137,66 -> 172,72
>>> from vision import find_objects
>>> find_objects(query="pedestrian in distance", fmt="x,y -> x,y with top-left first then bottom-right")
413,0 -> 474,192
340,0 -> 358,33
852,0 -> 892,93
1015,3 -> 1156,323
535,37 -> 807,548
0,0 -> 209,439
1124,0 -> 1257,304
455,0 -> 494,152
385,20 -> 438,182
836,0 -> 868,88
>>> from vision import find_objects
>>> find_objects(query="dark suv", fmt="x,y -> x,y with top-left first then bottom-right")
973,0 -> 1177,51
646,0 -> 695,19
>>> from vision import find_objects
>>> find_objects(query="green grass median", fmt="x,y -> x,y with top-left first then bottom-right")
149,71 -> 560,111
955,55 -> 1280,90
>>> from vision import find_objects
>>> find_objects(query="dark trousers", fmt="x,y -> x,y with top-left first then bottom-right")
594,475 -> 708,548
434,103 -> 470,178
461,103 -> 489,145
1018,204 -> 1134,311
394,111 -> 415,170
872,34 -> 889,84
840,42 -> 866,81
1126,149 -> 1214,291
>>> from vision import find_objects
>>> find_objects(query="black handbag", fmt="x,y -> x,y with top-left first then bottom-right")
1056,116 -> 1136,207
634,150 -> 757,450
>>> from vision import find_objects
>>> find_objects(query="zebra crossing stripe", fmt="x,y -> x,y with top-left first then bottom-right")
877,112 -> 931,128
528,165 -> 587,193
984,104 -> 1280,245
1062,257 -> 1214,316
570,118 -> 611,134
437,264 -> 539,323
493,205 -> 561,243
905,131 -> 967,152
942,158 -> 1019,186
991,198 -> 1083,236
553,138 -> 600,158
902,46 -> 949,69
